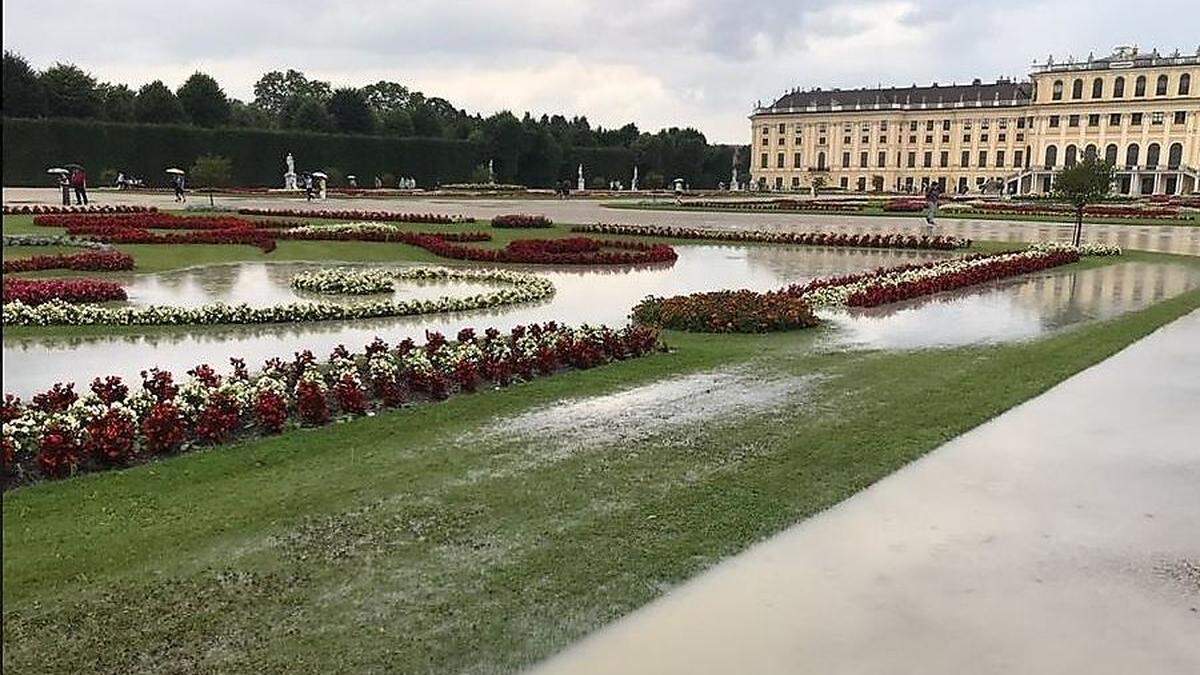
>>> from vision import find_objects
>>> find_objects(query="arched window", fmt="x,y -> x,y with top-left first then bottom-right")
1071,79 -> 1083,99
1052,80 -> 1063,100
1135,75 -> 1146,96
1092,78 -> 1104,98
1168,143 -> 1183,169
1146,143 -> 1161,168
1113,76 -> 1125,97
1084,144 -> 1097,161
1155,74 -> 1169,96
1125,144 -> 1140,168
1104,144 -> 1118,165
1045,145 -> 1058,168
817,151 -> 826,170
1065,145 -> 1078,167
1180,73 -> 1192,95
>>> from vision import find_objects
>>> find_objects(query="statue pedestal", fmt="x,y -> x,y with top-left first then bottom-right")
284,172 -> 298,190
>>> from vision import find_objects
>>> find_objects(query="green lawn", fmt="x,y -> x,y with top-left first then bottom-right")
5,271 -> 1200,671
5,211 -> 1200,671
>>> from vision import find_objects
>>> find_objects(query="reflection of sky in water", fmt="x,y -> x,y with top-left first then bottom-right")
823,261 -> 1200,350
4,250 -> 1196,395
3,246 -> 946,395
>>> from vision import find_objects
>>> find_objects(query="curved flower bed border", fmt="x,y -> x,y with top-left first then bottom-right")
237,207 -> 473,224
3,278 -> 127,306
3,249 -> 135,274
633,245 -> 1110,333
572,223 -> 970,251
2,204 -> 157,215
492,214 -> 553,228
2,234 -> 112,249
291,268 -> 408,295
2,267 -> 554,327
1,322 -> 661,487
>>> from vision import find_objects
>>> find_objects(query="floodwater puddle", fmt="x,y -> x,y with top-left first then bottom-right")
3,245 -> 944,395
821,261 -> 1200,350
471,367 -> 823,452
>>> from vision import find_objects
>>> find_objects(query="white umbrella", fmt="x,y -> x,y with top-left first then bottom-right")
165,168 -> 185,175
346,174 -> 356,180
46,168 -> 69,174
310,171 -> 329,179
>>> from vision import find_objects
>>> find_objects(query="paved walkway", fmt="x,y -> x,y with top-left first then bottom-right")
4,187 -> 1198,255
534,309 -> 1200,674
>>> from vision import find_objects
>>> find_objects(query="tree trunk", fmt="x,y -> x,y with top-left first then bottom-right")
1073,206 -> 1083,247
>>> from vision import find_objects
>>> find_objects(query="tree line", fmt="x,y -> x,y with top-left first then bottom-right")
1,51 -> 748,188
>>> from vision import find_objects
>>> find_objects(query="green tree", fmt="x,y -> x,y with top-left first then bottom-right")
135,80 -> 185,123
228,99 -> 274,128
810,174 -> 827,196
380,108 -> 415,136
327,87 -> 375,134
286,95 -> 334,131
177,72 -> 230,127
40,63 -> 101,118
2,51 -> 47,117
253,69 -> 330,117
98,83 -> 136,122
189,154 -> 232,206
361,80 -> 410,113
1053,157 -> 1116,246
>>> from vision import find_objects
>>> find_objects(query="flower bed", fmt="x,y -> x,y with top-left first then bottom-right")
237,208 -> 474,224
3,267 -> 553,327
3,249 -> 135,274
1,323 -> 661,486
2,204 -> 157,215
882,198 -> 928,212
572,223 -> 969,250
291,268 -> 404,295
2,234 -> 110,249
678,200 -> 865,213
3,278 -> 127,306
632,290 -> 818,333
1028,241 -> 1123,257
491,214 -> 554,228
971,202 -> 1180,219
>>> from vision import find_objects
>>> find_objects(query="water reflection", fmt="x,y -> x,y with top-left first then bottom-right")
3,245 -> 947,395
823,261 -> 1200,350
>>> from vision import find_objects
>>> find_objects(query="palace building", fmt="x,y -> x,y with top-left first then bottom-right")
748,46 -> 1200,196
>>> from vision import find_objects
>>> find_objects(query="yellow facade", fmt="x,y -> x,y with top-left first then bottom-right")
749,47 -> 1200,195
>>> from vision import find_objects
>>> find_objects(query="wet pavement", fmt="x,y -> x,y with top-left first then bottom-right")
533,308 -> 1200,675
5,187 -> 1199,255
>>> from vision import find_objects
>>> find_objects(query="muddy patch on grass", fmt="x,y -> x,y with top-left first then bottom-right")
467,367 -> 824,456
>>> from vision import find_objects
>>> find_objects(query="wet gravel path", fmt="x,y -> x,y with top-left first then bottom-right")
534,309 -> 1200,674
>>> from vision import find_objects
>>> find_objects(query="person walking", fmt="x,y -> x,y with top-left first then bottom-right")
70,167 -> 89,205
924,181 -> 942,236
304,174 -> 315,201
173,173 -> 186,202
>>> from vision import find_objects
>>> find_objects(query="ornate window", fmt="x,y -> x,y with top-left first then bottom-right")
1179,74 -> 1191,96
1125,144 -> 1139,168
1092,78 -> 1104,98
1168,143 -> 1183,169
1113,77 -> 1125,97
1064,145 -> 1077,167
1146,143 -> 1160,168
1071,79 -> 1083,99
1104,144 -> 1118,165
1044,145 -> 1057,168
1155,74 -> 1168,96
1134,75 -> 1146,97
1052,80 -> 1063,100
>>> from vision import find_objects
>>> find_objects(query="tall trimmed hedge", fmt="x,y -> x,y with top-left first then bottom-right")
2,118 -> 485,187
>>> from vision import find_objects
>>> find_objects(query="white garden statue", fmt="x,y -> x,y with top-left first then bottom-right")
284,153 -> 297,190
577,164 -> 585,191
631,166 -> 638,191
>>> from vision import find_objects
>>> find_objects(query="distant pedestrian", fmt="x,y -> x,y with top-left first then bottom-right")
58,174 -> 71,206
924,181 -> 942,235
304,174 -> 315,201
173,174 -> 186,202
70,167 -> 89,205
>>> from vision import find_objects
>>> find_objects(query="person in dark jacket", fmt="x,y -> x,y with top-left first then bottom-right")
70,168 -> 89,205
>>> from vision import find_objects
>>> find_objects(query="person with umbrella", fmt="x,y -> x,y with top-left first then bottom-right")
303,173 -> 315,201
167,168 -> 187,202
48,168 -> 71,205
67,164 -> 89,205
311,171 -> 328,200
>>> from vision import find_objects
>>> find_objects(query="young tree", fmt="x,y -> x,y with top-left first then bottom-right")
327,87 -> 375,134
135,81 -> 185,123
98,83 -> 136,122
2,51 -> 47,117
189,154 -> 233,206
40,63 -> 101,118
810,174 -> 827,196
1053,156 -> 1115,246
177,72 -> 230,127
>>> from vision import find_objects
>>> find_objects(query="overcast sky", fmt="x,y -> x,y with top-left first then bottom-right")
3,0 -> 1197,143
